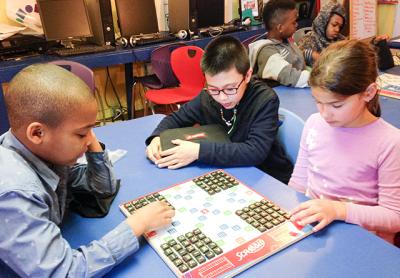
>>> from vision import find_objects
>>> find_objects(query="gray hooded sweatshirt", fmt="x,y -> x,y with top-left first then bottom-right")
248,38 -> 310,88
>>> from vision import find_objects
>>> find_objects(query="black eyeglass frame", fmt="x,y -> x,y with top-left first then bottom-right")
204,77 -> 245,96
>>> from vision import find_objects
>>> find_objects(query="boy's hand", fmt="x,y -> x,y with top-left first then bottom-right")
290,199 -> 346,232
146,137 -> 162,163
157,140 -> 200,169
87,130 -> 103,152
312,51 -> 320,62
374,34 -> 390,42
126,201 -> 175,237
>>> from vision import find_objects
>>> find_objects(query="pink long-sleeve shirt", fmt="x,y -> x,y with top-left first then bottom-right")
289,113 -> 400,243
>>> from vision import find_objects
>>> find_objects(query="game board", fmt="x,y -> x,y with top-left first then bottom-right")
119,170 -> 313,278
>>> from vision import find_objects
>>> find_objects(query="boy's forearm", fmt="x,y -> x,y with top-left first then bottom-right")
68,150 -> 117,196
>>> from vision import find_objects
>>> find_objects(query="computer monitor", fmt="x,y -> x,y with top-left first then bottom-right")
115,0 -> 159,37
196,0 -> 225,28
38,0 -> 93,41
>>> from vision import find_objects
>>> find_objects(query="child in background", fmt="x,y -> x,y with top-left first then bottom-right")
298,0 -> 346,65
298,0 -> 392,69
289,40 -> 400,244
0,64 -> 175,277
146,36 -> 293,184
248,0 -> 309,88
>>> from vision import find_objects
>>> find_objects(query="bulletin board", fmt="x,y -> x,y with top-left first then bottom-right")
349,0 -> 377,39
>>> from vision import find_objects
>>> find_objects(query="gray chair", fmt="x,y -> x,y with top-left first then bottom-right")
48,60 -> 95,92
277,107 -> 305,164
0,86 -> 8,134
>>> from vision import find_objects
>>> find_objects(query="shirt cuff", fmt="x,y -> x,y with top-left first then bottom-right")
101,221 -> 140,263
198,142 -> 213,164
85,149 -> 112,165
345,202 -> 360,225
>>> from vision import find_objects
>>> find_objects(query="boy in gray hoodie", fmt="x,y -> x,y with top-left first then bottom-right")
249,0 -> 309,88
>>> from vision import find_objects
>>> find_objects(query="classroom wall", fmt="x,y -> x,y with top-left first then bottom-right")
0,0 -> 395,121
321,0 -> 396,36
0,0 -> 19,26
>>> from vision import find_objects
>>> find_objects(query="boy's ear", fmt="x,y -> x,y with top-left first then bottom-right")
26,122 -> 46,145
245,68 -> 253,83
276,23 -> 283,34
363,82 -> 378,102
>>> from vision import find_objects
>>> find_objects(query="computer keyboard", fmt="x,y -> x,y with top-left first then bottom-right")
199,24 -> 246,37
220,24 -> 246,33
49,44 -> 116,57
131,33 -> 177,46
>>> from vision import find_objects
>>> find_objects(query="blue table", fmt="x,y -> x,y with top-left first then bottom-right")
0,27 -> 265,134
61,114 -> 400,278
275,86 -> 400,128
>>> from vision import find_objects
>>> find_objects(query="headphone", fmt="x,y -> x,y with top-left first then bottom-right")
175,30 -> 188,40
129,36 -> 138,47
117,37 -> 129,48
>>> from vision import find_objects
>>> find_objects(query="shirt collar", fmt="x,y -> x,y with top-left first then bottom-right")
0,131 -> 62,190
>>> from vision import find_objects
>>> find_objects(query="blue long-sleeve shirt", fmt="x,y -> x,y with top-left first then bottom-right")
0,131 -> 139,277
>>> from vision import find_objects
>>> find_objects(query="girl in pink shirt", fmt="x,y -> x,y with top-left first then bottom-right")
289,40 -> 400,244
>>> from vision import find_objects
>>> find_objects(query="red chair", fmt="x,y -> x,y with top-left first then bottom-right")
131,43 -> 187,116
134,42 -> 187,90
144,45 -> 205,114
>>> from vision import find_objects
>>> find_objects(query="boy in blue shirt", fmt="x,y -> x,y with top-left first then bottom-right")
0,64 -> 175,277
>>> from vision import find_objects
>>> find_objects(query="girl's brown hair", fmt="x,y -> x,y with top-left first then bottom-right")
309,39 -> 381,117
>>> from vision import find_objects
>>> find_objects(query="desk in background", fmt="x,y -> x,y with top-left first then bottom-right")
388,36 -> 400,49
275,86 -> 400,128
0,27 -> 266,134
61,115 -> 400,278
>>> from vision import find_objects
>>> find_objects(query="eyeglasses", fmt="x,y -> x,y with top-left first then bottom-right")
204,77 -> 245,96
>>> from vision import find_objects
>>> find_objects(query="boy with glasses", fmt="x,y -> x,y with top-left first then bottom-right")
146,36 -> 293,184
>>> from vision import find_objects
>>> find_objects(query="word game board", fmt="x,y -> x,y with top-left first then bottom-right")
120,170 -> 313,277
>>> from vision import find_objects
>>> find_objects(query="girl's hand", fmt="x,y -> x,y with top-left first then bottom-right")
290,199 -> 346,232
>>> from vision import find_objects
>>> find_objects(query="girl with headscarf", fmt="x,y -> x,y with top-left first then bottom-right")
298,1 -> 346,65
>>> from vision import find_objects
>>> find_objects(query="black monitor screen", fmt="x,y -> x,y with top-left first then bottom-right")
196,0 -> 224,28
38,0 -> 92,40
115,0 -> 159,37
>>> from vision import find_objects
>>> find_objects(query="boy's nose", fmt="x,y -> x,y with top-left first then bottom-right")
86,130 -> 94,145
217,92 -> 228,101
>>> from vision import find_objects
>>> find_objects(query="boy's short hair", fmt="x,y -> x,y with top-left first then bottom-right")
5,63 -> 95,130
263,0 -> 297,31
201,36 -> 250,76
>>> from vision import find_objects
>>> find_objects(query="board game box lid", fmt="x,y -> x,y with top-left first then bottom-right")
160,124 -> 231,151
